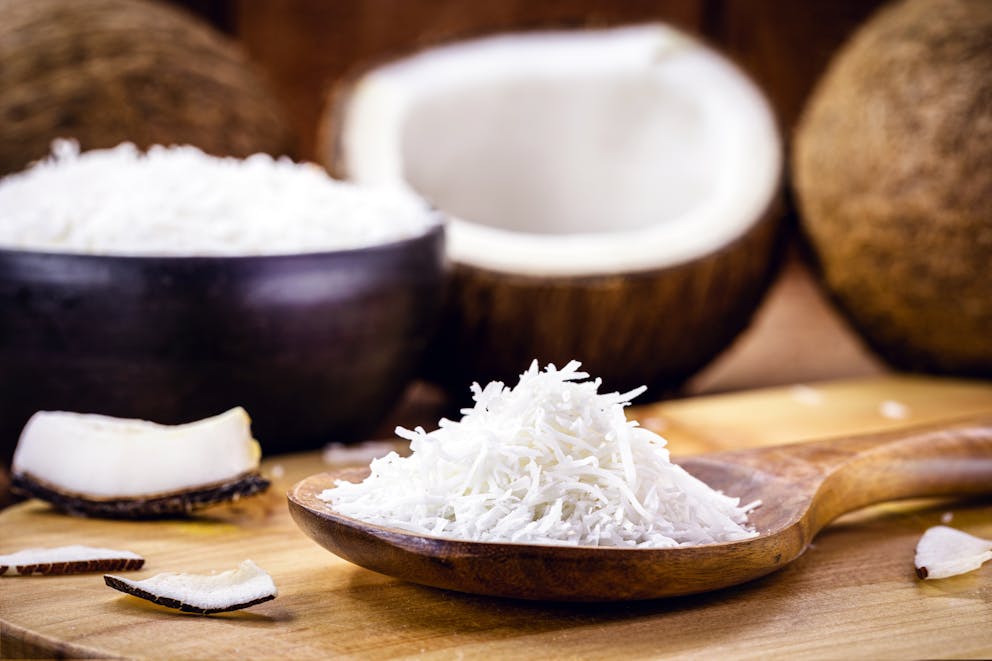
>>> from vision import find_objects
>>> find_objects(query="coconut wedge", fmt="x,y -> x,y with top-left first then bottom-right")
915,525 -> 992,580
325,24 -> 783,395
104,559 -> 277,614
10,407 -> 269,518
0,545 -> 144,576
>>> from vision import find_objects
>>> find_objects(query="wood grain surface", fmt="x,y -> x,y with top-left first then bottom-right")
2,375 -> 991,659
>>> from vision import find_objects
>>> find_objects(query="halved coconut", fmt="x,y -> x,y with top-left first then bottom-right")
10,407 -> 269,518
323,24 -> 783,395
104,559 -> 277,614
915,525 -> 992,580
0,545 -> 144,576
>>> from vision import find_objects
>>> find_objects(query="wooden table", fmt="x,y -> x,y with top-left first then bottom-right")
2,375 -> 991,659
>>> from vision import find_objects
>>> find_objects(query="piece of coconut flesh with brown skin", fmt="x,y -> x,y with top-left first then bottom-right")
10,407 -> 269,518
331,24 -> 783,395
915,525 -> 992,580
0,545 -> 144,576
104,559 -> 277,614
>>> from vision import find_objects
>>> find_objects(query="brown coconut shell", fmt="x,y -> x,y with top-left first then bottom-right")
423,207 -> 783,398
10,470 -> 270,519
1,553 -> 144,576
0,0 -> 292,177
793,0 -> 992,376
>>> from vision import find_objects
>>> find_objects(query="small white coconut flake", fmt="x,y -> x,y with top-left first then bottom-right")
879,400 -> 910,420
0,140 -> 438,256
790,384 -> 824,406
941,512 -> 954,524
319,361 -> 757,548
104,559 -> 277,614
0,545 -> 144,576
322,440 -> 400,466
914,525 -> 992,580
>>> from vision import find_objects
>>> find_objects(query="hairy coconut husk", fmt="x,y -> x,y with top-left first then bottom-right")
793,0 -> 992,376
0,0 -> 292,176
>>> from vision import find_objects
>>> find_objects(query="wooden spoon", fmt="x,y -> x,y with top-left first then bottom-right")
288,416 -> 992,601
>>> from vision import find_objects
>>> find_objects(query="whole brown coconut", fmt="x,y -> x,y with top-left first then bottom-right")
0,0 -> 291,176
794,0 -> 992,376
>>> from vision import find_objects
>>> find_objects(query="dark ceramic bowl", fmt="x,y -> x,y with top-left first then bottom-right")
0,225 -> 445,464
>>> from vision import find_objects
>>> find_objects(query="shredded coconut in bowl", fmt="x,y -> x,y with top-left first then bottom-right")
319,361 -> 758,548
0,140 -> 439,256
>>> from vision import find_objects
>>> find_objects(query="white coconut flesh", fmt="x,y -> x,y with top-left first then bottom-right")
340,24 -> 781,277
0,545 -> 144,576
104,559 -> 277,614
11,407 -> 261,498
915,525 -> 992,580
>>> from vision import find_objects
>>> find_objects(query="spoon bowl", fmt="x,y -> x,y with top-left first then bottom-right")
288,416 -> 992,601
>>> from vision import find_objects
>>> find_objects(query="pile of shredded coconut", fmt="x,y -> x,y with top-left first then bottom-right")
0,140 -> 437,256
320,361 -> 757,548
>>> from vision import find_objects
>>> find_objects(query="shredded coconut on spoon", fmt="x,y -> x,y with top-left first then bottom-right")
320,361 -> 757,548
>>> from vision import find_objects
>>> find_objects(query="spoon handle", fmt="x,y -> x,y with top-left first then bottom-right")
789,415 -> 992,530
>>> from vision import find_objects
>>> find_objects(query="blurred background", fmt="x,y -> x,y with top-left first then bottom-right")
165,0 -> 890,394
240,0 -> 891,391
0,0 -> 902,445
172,0 -> 886,162
9,0 -> 987,508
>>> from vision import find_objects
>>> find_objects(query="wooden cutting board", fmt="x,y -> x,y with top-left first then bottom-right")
2,375 -> 992,659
